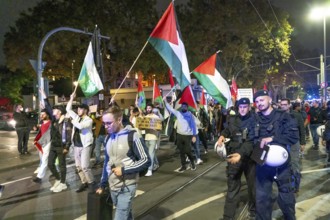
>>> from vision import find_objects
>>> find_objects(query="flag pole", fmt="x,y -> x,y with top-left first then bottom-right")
112,40 -> 149,99
73,81 -> 79,94
162,85 -> 177,101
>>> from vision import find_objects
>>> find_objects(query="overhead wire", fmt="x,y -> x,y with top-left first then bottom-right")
266,0 -> 316,89
248,0 -> 310,87
267,0 -> 298,62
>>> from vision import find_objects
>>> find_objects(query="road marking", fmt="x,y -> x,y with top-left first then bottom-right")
161,193 -> 226,220
301,167 -> 330,174
2,176 -> 32,185
1,163 -> 77,185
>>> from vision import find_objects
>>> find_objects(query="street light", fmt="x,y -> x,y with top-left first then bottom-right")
310,6 -> 330,100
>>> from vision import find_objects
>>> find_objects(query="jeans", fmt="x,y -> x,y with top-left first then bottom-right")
16,127 -> 30,153
111,184 -> 136,220
94,135 -> 105,163
74,145 -> 94,184
310,124 -> 320,146
256,164 -> 296,220
192,135 -> 201,160
145,140 -> 157,171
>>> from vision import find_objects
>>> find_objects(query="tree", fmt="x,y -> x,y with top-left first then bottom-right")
3,0 -> 294,99
177,0 -> 293,88
3,0 -> 159,89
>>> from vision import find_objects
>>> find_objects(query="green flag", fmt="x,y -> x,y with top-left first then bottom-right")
78,42 -> 104,97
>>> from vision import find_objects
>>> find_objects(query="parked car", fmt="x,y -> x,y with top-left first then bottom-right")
0,110 -> 39,131
0,111 -> 15,130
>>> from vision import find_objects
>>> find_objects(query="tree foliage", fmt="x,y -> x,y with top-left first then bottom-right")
3,0 -> 294,100
178,0 -> 293,89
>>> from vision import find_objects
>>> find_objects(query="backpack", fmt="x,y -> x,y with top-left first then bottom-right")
127,130 -> 149,176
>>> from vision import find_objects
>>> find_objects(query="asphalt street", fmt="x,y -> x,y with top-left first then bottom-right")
0,130 -> 329,220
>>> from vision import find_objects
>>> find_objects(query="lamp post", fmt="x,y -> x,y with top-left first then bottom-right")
310,6 -> 330,100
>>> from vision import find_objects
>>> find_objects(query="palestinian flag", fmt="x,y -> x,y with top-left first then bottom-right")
192,52 -> 233,108
174,85 -> 197,111
137,75 -> 146,110
200,89 -> 206,106
78,42 -> 104,97
153,79 -> 163,107
148,2 -> 191,90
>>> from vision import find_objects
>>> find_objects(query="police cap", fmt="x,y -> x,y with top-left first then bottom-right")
237,98 -> 250,106
254,90 -> 269,101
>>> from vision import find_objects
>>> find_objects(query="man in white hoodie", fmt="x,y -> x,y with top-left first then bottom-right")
66,92 -> 95,193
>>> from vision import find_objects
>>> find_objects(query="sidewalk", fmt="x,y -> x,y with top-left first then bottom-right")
0,133 -> 176,174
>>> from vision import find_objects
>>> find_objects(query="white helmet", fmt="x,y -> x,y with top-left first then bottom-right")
317,125 -> 325,137
265,144 -> 289,167
214,138 -> 230,159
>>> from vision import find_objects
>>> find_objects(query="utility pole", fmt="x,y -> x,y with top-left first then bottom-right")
36,27 -> 109,115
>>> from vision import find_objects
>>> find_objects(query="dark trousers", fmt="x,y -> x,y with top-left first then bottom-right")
223,159 -> 256,219
326,140 -> 330,164
16,127 -> 30,153
176,133 -> 194,167
198,129 -> 208,151
256,164 -> 296,220
48,148 -> 67,183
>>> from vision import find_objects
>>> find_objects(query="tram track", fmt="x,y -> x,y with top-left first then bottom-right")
135,159 -> 250,220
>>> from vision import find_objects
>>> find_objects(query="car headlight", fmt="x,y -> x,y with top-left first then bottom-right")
8,119 -> 16,127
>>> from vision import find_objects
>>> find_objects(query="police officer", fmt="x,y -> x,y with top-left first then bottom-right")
321,100 -> 330,168
254,90 -> 299,220
217,98 -> 256,220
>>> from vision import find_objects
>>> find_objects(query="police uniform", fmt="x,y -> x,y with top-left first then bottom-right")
221,98 -> 256,220
253,90 -> 299,220
322,101 -> 330,167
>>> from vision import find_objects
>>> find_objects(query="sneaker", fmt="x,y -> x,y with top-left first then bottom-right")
32,177 -> 42,183
178,166 -> 187,173
312,145 -> 319,150
53,183 -> 68,193
34,167 -> 40,174
50,180 -> 61,191
204,149 -> 208,154
191,162 -> 196,171
0,185 -> 4,198
196,159 -> 203,165
152,164 -> 159,171
75,183 -> 88,193
145,170 -> 153,177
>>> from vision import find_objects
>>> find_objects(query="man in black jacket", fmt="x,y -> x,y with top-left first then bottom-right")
13,104 -> 30,155
309,100 -> 326,150
254,90 -> 299,220
280,99 -> 305,192
39,89 -> 72,192
217,98 -> 256,220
